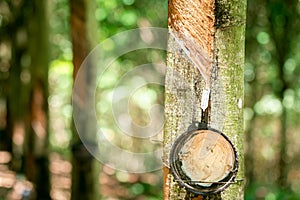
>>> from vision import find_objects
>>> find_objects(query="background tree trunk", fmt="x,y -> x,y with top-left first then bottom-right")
69,0 -> 100,199
4,0 -> 51,198
6,0 -> 32,171
267,0 -> 293,187
25,0 -> 51,198
163,0 -> 246,199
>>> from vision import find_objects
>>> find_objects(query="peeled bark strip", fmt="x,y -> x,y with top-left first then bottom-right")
164,0 -> 246,199
168,0 -> 215,83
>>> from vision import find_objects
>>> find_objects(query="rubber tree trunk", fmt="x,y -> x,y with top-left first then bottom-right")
6,0 -> 32,171
25,0 -> 51,198
267,0 -> 294,188
69,0 -> 100,199
0,37 -> 12,153
163,0 -> 246,199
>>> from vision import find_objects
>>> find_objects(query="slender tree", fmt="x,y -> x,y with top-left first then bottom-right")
4,0 -> 51,198
164,0 -> 246,199
0,0 -> 15,154
69,0 -> 100,199
25,0 -> 51,198
4,0 -> 32,174
267,0 -> 299,188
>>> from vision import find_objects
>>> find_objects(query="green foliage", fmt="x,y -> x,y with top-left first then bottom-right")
49,0 -> 71,61
95,0 -> 167,40
245,183 -> 300,200
245,0 -> 300,198
48,0 -> 167,199
48,60 -> 73,151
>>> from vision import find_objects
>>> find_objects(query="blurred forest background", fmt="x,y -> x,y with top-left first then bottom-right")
0,0 -> 299,199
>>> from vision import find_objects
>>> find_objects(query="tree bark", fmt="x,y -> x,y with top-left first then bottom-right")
164,0 -> 246,199
69,0 -> 100,199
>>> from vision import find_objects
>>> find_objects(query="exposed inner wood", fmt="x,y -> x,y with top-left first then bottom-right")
168,0 -> 215,82
179,130 -> 235,187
